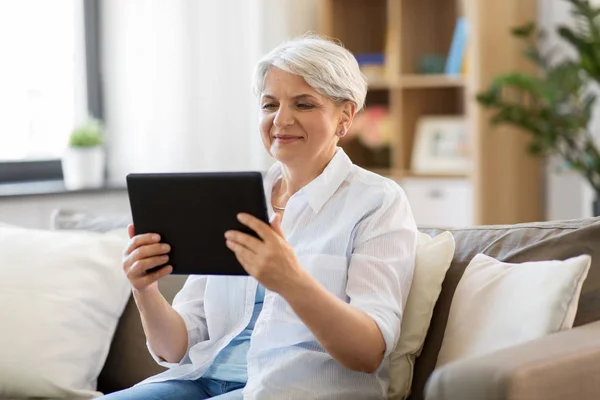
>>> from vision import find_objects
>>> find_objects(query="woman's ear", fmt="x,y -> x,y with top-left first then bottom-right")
338,101 -> 357,135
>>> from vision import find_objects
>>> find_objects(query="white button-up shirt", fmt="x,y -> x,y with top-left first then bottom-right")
138,148 -> 417,399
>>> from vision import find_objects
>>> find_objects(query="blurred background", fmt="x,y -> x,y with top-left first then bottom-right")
0,0 -> 599,229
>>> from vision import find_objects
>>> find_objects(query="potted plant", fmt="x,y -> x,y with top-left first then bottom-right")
62,117 -> 106,190
476,0 -> 600,217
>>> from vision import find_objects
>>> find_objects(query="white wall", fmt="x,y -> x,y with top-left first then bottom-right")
541,0 -> 600,219
260,0 -> 319,52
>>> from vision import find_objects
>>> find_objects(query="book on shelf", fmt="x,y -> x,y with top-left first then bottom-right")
445,16 -> 468,75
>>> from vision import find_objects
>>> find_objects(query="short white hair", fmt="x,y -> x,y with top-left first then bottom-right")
253,34 -> 368,110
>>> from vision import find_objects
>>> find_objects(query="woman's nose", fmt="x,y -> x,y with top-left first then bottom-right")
273,106 -> 294,127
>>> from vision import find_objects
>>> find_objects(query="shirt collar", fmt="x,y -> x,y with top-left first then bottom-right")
266,147 -> 354,214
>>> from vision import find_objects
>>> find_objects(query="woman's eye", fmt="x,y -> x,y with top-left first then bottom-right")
297,103 -> 314,109
262,103 -> 277,110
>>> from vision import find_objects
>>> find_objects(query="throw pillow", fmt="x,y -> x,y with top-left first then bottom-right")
435,253 -> 591,368
51,208 -> 132,233
388,231 -> 455,400
0,224 -> 131,399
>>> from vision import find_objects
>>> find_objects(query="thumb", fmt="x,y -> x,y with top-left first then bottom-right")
127,224 -> 135,239
270,214 -> 284,237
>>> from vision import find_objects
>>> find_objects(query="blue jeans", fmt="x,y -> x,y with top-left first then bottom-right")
100,377 -> 245,399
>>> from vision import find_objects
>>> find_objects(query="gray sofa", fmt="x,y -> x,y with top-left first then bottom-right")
58,214 -> 600,399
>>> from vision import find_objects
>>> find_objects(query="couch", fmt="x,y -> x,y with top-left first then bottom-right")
63,214 -> 600,399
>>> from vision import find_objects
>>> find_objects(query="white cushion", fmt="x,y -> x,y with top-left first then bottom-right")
435,253 -> 591,368
0,224 -> 131,399
388,231 -> 455,400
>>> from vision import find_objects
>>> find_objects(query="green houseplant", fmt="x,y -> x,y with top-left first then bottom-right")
476,0 -> 600,216
69,118 -> 104,148
62,118 -> 106,190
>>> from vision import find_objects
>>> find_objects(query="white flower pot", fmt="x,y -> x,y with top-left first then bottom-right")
61,146 -> 106,190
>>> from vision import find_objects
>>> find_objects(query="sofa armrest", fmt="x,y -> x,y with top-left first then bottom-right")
424,320 -> 600,400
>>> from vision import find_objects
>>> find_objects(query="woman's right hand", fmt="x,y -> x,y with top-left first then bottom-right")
122,224 -> 173,293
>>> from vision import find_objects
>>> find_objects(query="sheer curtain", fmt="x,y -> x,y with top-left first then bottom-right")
101,0 -> 266,183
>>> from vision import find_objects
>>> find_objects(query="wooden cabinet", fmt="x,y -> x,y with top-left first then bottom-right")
318,0 -> 542,226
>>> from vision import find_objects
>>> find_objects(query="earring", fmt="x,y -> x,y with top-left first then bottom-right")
338,130 -> 344,136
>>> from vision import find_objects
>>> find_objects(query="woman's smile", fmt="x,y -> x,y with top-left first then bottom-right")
273,134 -> 303,144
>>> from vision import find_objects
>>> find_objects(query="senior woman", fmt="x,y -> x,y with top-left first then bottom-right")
103,35 -> 417,400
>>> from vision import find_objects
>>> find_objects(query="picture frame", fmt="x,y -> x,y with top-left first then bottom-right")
411,116 -> 471,175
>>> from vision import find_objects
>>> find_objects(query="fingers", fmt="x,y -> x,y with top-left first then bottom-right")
124,233 -> 161,257
237,213 -> 273,240
133,242 -> 171,259
121,229 -> 172,291
133,264 -> 174,290
127,254 -> 170,279
224,230 -> 262,252
226,239 -> 257,265
127,224 -> 135,239
123,242 -> 171,272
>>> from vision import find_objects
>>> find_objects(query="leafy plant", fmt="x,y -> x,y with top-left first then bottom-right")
476,0 -> 600,195
69,118 -> 104,148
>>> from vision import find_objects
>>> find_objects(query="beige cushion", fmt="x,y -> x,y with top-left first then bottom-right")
0,224 -> 131,399
388,232 -> 454,400
436,253 -> 591,368
410,217 -> 600,400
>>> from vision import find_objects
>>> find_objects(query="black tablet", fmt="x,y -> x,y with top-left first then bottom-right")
126,171 -> 269,276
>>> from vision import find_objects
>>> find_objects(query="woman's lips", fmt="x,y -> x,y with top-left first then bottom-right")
274,135 -> 301,144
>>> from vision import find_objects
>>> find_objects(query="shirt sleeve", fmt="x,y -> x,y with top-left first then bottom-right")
146,274 -> 210,368
346,183 -> 417,361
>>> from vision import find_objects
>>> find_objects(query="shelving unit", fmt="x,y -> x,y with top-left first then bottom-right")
399,74 -> 465,89
318,0 -> 542,226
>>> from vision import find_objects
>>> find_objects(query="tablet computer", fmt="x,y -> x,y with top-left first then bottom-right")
126,171 -> 269,276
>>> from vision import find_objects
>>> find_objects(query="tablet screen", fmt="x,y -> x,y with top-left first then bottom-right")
127,171 -> 269,276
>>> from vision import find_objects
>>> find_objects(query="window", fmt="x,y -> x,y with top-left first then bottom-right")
0,0 -> 100,182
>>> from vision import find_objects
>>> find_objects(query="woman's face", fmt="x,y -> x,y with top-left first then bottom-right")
259,67 -> 354,168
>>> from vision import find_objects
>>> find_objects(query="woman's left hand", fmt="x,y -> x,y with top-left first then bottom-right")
225,213 -> 305,293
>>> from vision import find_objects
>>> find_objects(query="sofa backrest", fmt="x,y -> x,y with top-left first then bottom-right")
97,276 -> 186,394
409,217 -> 600,400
